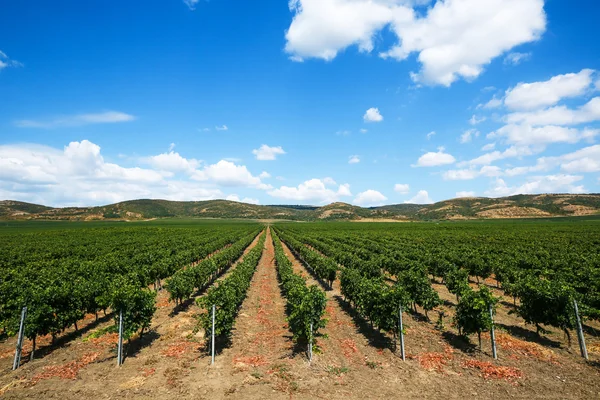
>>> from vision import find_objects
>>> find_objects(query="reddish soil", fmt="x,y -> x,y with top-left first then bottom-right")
0,228 -> 599,399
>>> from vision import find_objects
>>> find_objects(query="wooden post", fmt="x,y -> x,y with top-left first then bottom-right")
309,322 -> 313,363
117,310 -> 124,366
398,303 -> 406,361
573,300 -> 588,360
211,304 -> 216,365
12,307 -> 27,371
489,304 -> 497,360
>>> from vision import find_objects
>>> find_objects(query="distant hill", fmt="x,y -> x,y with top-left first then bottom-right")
1,194 -> 600,222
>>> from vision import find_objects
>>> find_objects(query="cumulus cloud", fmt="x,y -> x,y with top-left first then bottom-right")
456,191 -> 476,198
394,183 -> 410,194
461,145 -> 536,166
259,171 -> 272,179
193,160 -> 271,189
443,165 -> 502,180
489,124 -> 599,146
252,145 -> 286,161
225,194 -> 260,205
505,97 -> 600,126
504,69 -> 595,111
504,145 -> 600,176
404,190 -> 434,204
460,129 -> 480,144
485,175 -> 586,197
267,179 -> 352,203
348,155 -> 361,164
353,190 -> 388,207
481,143 -> 496,151
146,151 -> 201,174
413,147 -> 456,167
285,0 -> 546,86
14,111 -> 136,129
363,107 -> 383,122
0,141 -> 224,206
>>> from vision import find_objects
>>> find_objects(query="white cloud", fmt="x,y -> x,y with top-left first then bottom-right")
382,0 -> 546,86
323,177 -> 337,185
147,151 -> 201,174
504,52 -> 531,66
348,155 -> 361,164
0,51 -> 23,71
456,191 -> 476,198
285,0 -> 547,86
507,145 -> 600,176
215,125 -> 228,131
426,131 -> 436,140
443,165 -> 502,180
252,144 -> 286,161
363,107 -> 383,122
394,183 -> 410,194
360,129 -> 368,133
413,147 -> 456,167
15,111 -> 136,129
259,171 -> 271,179
489,124 -> 599,146
504,69 -> 595,111
462,145 -> 535,166
485,175 -> 586,197
480,96 -> 503,109
404,190 -> 433,204
225,194 -> 260,205
596,79 -> 600,91
336,130 -> 351,136
267,179 -> 352,204
505,97 -> 600,126
469,115 -> 486,125
183,0 -> 199,10
353,189 -> 387,207
481,142 -> 496,151
193,160 -> 271,189
460,129 -> 480,144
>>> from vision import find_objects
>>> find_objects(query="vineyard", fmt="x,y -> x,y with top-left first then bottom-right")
0,219 -> 599,399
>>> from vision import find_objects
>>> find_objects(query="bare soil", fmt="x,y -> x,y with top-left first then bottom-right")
1,228 -> 599,399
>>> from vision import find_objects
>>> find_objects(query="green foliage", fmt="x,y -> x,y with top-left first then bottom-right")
397,266 -> 442,318
272,230 -> 327,343
196,231 -> 266,341
110,276 -> 157,339
513,276 -> 578,337
445,266 -> 471,300
455,286 -> 498,345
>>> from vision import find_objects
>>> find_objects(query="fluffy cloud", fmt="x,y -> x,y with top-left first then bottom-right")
504,145 -> 600,176
413,148 -> 456,167
504,69 -> 595,111
460,129 -> 480,144
504,52 -> 531,66
15,111 -> 136,129
469,115 -> 486,125
259,171 -> 271,179
489,124 -> 599,146
193,160 -> 271,189
443,165 -> 502,180
267,179 -> 352,203
462,145 -> 535,166
485,175 -> 586,197
286,0 -> 546,86
353,190 -> 387,207
505,97 -> 600,126
363,107 -> 383,122
147,151 -> 201,174
456,191 -> 476,198
0,141 -> 224,206
404,190 -> 434,204
252,145 -> 286,161
481,143 -> 496,151
225,194 -> 260,205
348,155 -> 361,164
394,183 -> 410,194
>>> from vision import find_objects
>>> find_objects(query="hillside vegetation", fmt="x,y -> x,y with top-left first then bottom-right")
1,194 -> 600,221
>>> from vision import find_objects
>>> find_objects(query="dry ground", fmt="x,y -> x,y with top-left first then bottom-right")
0,227 -> 599,399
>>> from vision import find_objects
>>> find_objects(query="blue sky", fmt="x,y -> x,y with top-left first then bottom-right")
1,0 -> 599,207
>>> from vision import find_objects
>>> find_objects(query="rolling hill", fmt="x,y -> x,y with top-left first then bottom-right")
1,194 -> 600,222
